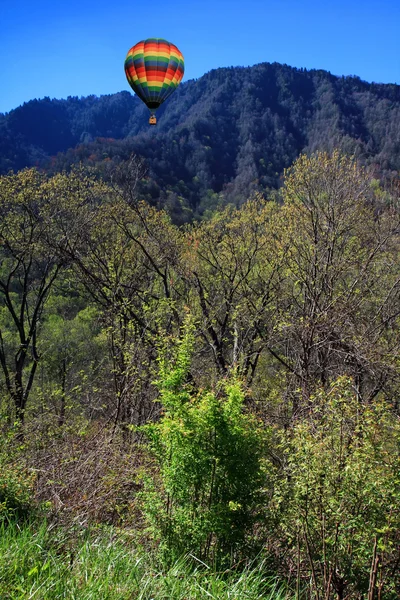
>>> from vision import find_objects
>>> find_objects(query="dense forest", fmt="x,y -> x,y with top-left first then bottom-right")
1,148 -> 400,599
1,62 -> 400,217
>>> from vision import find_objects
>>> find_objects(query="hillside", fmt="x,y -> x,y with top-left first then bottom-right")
1,151 -> 400,599
1,62 -> 400,214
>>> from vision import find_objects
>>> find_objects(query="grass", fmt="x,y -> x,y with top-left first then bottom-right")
0,519 -> 289,599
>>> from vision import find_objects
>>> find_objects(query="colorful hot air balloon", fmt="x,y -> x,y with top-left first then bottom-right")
124,38 -> 184,125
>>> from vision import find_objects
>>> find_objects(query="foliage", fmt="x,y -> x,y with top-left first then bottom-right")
0,429 -> 36,521
140,317 -> 268,563
183,196 -> 284,384
0,151 -> 399,597
272,376 -> 400,599
37,296 -> 108,426
274,151 -> 400,411
0,168 -> 107,426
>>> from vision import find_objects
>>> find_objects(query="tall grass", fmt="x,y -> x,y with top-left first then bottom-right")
0,520 -> 289,599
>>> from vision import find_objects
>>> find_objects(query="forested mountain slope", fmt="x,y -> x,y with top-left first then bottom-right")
1,62 -> 400,213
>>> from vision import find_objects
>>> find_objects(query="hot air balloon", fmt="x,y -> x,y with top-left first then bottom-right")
124,38 -> 184,125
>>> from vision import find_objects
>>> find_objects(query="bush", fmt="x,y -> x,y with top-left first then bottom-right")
140,318 -> 268,564
272,377 -> 400,599
0,455 -> 36,521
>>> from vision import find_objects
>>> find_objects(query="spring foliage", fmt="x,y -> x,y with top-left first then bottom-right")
273,377 -> 400,599
141,318 -> 267,563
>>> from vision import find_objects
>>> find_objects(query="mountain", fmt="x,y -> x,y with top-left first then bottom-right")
1,62 -> 400,216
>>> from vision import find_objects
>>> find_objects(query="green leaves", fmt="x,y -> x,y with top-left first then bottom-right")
141,317 -> 267,564
273,376 -> 400,598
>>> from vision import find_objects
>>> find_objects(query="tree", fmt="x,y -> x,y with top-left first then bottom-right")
275,151 -> 400,411
0,168 -> 105,428
38,293 -> 107,427
183,197 -> 284,386
50,161 -> 186,429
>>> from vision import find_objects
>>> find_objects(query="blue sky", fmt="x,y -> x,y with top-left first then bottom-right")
1,0 -> 399,114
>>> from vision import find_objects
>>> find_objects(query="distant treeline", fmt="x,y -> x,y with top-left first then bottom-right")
1,62 -> 400,216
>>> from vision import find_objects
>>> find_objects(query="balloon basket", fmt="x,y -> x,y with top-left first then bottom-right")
149,115 -> 157,125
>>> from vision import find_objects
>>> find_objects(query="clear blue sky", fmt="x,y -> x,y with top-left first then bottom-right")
1,0 -> 399,114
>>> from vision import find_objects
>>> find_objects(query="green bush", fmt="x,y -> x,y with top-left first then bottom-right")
0,425 -> 36,521
272,377 -> 400,599
140,318 -> 268,564
0,459 -> 36,521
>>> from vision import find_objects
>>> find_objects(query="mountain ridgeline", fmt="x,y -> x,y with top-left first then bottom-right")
1,61 -> 400,215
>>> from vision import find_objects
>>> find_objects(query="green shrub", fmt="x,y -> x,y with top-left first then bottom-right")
140,318 -> 268,564
0,423 -> 36,521
0,459 -> 36,521
273,377 -> 400,599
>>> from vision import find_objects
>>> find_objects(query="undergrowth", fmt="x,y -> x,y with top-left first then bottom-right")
0,519 -> 289,600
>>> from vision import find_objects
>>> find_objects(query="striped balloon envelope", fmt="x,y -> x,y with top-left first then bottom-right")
125,38 -> 184,125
